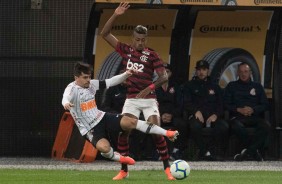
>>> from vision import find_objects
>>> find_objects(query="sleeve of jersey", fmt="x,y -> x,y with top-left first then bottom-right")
152,52 -> 165,72
116,42 -> 128,57
105,72 -> 128,88
90,80 -> 100,90
62,83 -> 74,106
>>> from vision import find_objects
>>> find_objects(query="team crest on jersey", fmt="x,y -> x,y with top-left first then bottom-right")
142,51 -> 150,55
209,89 -> 215,95
250,88 -> 256,96
169,87 -> 175,94
140,55 -> 148,62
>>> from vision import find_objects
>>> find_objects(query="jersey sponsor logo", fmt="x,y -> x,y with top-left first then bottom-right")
169,87 -> 175,94
126,59 -> 144,72
80,99 -> 97,112
142,51 -> 150,56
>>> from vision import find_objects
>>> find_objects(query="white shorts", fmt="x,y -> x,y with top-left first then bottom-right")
122,98 -> 160,121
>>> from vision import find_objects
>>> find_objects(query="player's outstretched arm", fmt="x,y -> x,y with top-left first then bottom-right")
100,2 -> 130,48
136,69 -> 168,98
105,69 -> 135,88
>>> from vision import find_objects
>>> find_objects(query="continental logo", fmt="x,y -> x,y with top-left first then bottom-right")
179,0 -> 215,3
199,25 -> 262,33
254,0 -> 282,5
112,24 -> 166,31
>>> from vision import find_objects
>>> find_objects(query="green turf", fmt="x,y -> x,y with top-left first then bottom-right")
0,169 -> 281,184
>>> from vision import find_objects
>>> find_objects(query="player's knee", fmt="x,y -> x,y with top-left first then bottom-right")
96,139 -> 111,153
147,115 -> 160,125
120,116 -> 137,130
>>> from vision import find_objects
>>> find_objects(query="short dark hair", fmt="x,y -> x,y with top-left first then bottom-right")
238,62 -> 249,67
74,62 -> 93,77
134,25 -> 147,35
238,62 -> 251,71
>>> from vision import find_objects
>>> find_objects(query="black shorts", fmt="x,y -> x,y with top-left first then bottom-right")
85,113 -> 123,147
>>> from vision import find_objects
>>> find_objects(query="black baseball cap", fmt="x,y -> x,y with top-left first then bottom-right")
195,60 -> 209,69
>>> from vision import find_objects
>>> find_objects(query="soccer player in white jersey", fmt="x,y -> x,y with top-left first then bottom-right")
62,62 -> 179,167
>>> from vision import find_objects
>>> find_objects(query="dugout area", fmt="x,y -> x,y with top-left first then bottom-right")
0,0 -> 282,160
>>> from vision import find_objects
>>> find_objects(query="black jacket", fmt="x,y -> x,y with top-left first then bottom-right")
183,77 -> 224,119
224,79 -> 269,118
156,80 -> 182,117
101,84 -> 127,113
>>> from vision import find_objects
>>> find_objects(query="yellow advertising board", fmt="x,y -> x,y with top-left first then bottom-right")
189,11 -> 273,88
95,0 -> 282,7
94,9 -> 177,75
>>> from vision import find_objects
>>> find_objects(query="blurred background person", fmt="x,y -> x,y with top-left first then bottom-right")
224,62 -> 271,161
183,60 -> 229,161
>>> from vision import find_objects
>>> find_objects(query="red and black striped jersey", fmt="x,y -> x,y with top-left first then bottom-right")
116,42 -> 165,98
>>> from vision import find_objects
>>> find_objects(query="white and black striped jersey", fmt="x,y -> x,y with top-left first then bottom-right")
62,72 -> 130,136
62,80 -> 105,136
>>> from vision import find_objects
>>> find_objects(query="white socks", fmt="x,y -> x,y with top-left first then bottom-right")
136,120 -> 166,135
100,147 -> 120,161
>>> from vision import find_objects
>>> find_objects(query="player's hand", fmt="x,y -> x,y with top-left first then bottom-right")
126,69 -> 138,76
64,103 -> 74,110
195,111 -> 204,123
135,88 -> 151,98
114,2 -> 130,16
244,106 -> 254,116
237,107 -> 253,116
206,114 -> 217,124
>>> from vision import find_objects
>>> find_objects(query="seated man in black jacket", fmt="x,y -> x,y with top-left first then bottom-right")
156,64 -> 188,160
224,62 -> 271,161
183,60 -> 229,161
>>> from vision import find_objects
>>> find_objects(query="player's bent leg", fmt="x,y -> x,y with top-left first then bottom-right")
120,116 -> 179,139
96,138 -> 135,165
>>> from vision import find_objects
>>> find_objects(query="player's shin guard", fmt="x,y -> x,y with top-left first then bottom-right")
153,135 -> 170,169
136,120 -> 166,135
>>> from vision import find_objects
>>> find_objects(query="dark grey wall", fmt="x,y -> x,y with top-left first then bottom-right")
0,0 -> 93,58
0,0 -> 94,156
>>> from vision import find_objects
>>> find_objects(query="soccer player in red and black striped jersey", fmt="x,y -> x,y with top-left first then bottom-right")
101,2 -> 176,180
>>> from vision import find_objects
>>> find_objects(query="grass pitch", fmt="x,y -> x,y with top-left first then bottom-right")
0,169 -> 281,184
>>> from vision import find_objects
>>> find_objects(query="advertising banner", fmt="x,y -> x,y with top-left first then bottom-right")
189,11 -> 273,90
95,0 -> 282,7
94,9 -> 177,76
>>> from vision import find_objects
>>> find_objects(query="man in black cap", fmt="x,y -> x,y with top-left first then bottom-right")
183,60 -> 229,160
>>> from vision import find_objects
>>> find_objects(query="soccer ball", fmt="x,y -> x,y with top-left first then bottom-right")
170,160 -> 190,180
